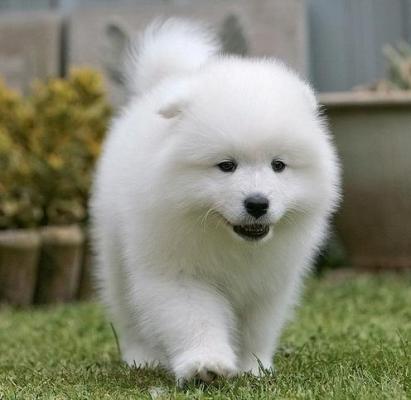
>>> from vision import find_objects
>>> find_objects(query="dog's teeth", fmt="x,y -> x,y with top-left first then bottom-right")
233,224 -> 269,240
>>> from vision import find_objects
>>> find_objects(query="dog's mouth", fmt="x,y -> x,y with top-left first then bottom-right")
232,224 -> 270,241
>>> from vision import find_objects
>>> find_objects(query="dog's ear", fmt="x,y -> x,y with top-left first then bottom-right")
157,81 -> 191,119
158,101 -> 186,119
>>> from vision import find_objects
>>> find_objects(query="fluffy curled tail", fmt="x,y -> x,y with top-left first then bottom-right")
126,18 -> 220,95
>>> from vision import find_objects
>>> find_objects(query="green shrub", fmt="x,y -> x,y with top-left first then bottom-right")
355,41 -> 411,91
383,41 -> 411,90
0,80 -> 41,229
0,68 -> 112,229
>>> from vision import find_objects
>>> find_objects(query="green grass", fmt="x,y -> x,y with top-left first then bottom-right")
0,272 -> 410,399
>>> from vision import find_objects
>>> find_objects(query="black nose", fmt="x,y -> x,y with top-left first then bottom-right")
244,194 -> 269,219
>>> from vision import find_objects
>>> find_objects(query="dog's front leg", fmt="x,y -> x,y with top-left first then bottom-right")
131,274 -> 238,384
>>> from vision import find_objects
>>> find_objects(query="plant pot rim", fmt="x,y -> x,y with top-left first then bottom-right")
319,91 -> 411,108
40,224 -> 84,245
0,229 -> 41,247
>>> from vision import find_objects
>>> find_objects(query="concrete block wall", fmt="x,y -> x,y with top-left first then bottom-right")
0,0 -> 307,104
0,11 -> 62,93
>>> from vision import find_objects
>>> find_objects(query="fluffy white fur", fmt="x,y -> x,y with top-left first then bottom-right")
90,18 -> 340,384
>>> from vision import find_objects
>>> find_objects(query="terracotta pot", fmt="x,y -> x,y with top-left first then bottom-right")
321,92 -> 411,269
35,225 -> 84,304
77,238 -> 96,300
0,229 -> 41,306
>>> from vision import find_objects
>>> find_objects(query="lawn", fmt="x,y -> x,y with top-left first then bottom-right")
0,272 -> 410,399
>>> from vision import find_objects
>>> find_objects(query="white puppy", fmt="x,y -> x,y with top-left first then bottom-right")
90,19 -> 340,383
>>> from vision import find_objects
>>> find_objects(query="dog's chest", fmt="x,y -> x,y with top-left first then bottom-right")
198,255 -> 280,309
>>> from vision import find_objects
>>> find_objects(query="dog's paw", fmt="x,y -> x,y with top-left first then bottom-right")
172,349 -> 237,385
121,342 -> 160,368
239,356 -> 274,376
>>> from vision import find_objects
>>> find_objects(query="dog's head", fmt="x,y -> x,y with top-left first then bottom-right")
156,58 -> 340,243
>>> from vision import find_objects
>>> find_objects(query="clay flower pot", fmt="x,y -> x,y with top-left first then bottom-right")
77,238 -> 96,300
0,229 -> 41,306
35,225 -> 84,304
321,92 -> 411,269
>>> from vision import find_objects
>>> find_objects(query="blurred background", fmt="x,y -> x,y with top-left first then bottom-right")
1,0 -> 411,93
0,0 -> 411,306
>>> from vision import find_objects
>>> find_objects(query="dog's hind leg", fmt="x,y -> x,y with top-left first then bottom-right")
93,228 -> 163,368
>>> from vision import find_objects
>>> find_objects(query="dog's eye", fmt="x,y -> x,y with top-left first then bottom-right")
217,160 -> 237,173
271,159 -> 286,173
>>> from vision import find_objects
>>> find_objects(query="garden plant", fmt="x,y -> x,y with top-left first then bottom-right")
0,69 -> 111,305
